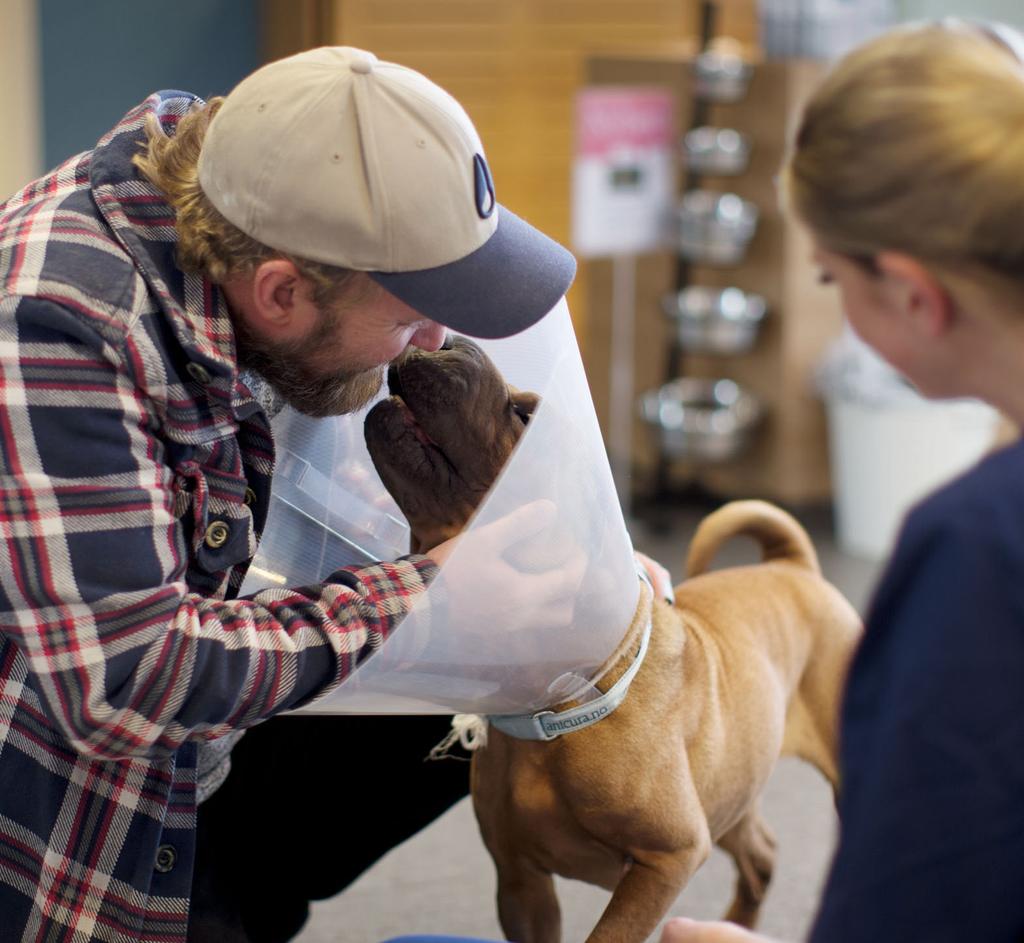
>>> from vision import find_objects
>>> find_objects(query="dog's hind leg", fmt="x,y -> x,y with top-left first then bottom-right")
781,596 -> 862,796
716,807 -> 777,928
495,860 -> 561,943
781,693 -> 839,791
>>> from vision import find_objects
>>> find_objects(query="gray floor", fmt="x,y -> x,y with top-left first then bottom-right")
295,503 -> 882,943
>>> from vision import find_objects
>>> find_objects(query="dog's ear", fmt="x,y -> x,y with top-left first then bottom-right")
510,388 -> 540,425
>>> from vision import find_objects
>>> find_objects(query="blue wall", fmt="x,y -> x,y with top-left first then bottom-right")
39,0 -> 260,167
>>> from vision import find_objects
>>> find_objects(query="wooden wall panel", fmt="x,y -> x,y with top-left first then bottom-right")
262,0 -> 336,64
257,2 -> 817,502
262,0 -> 759,333
0,0 -> 42,197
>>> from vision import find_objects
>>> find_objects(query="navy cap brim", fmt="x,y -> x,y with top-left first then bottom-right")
367,206 -> 577,340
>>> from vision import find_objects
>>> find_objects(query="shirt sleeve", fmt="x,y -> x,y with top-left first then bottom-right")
809,511 -> 1024,943
0,299 -> 435,761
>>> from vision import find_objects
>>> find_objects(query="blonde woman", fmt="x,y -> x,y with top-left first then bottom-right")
665,18 -> 1024,943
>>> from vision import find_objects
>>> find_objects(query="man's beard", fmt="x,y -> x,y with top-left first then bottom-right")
233,307 -> 384,418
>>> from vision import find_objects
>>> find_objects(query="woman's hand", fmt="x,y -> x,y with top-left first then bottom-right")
661,918 -> 785,943
635,549 -> 675,603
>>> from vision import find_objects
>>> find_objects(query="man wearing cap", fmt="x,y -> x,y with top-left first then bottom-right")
0,47 -> 575,943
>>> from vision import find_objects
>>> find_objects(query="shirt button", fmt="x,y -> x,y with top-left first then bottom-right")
204,520 -> 231,549
186,362 -> 212,385
154,844 -> 177,874
244,487 -> 257,507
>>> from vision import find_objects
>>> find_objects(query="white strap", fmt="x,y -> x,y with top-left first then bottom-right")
488,611 -> 651,742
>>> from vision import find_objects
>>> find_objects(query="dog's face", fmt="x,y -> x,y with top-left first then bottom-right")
364,335 -> 539,553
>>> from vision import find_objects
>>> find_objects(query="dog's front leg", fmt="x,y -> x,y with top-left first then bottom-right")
586,841 -> 710,943
495,858 -> 561,943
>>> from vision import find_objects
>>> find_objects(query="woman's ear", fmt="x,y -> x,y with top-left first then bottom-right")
875,251 -> 953,338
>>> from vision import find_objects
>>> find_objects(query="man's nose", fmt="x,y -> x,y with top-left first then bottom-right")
410,321 -> 448,352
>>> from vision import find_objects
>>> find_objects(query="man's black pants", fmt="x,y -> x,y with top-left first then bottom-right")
187,714 -> 470,942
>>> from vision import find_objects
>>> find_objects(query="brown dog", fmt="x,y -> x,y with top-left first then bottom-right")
365,336 -> 862,943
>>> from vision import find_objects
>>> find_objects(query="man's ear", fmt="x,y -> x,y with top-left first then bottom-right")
875,251 -> 953,338
249,258 -> 318,337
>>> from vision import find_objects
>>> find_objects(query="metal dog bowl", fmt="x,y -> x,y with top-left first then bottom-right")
683,127 -> 752,176
675,190 -> 759,266
640,378 -> 763,462
661,287 -> 767,355
694,51 -> 754,103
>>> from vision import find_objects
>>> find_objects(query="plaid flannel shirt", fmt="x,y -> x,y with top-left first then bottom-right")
0,91 -> 435,941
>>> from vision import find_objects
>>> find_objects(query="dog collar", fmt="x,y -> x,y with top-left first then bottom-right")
487,571 -> 653,742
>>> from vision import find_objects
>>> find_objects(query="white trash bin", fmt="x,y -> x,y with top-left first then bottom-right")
826,396 -> 998,561
818,325 -> 999,562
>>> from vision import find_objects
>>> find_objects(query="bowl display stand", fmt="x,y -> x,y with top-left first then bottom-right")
583,18 -> 845,509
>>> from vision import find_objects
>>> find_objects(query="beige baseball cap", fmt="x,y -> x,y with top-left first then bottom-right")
198,46 -> 576,339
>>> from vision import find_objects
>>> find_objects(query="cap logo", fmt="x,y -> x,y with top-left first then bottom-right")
473,154 -> 496,219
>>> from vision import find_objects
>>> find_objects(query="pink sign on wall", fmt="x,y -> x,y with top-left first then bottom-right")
577,88 -> 677,156
572,87 -> 676,257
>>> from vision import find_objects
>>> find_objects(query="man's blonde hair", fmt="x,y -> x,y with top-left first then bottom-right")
783,23 -> 1024,287
133,98 -> 361,305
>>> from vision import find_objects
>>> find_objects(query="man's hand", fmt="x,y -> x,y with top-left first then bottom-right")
661,918 -> 786,943
424,499 -> 587,636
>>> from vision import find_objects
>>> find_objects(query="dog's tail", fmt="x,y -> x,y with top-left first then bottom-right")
685,500 -> 820,577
